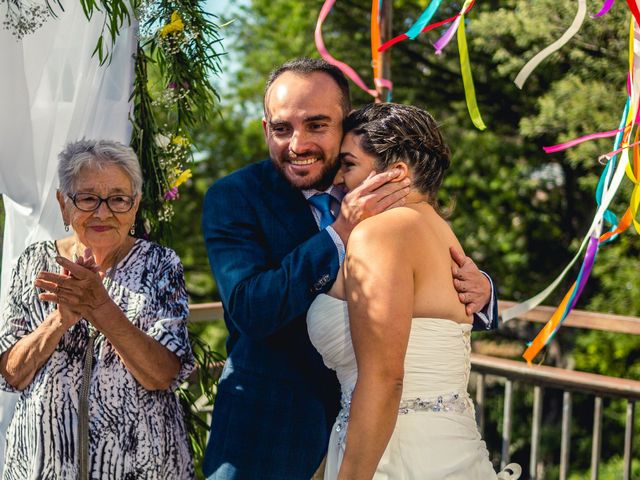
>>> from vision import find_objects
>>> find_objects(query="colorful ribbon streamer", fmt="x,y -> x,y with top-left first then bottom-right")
627,0 -> 640,30
315,0 -> 378,97
597,98 -> 631,217
592,0 -> 615,18
314,0 -> 392,99
516,17 -> 640,362
370,0 -> 393,97
543,127 -> 625,153
406,0 -> 444,40
379,1 -> 476,53
434,15 -> 462,55
458,13 -> 486,130
523,157 -> 640,362
517,143 -> 631,360
434,0 -> 474,55
514,0 -> 587,89
502,141 -> 633,324
522,233 -> 600,363
371,0 -> 381,80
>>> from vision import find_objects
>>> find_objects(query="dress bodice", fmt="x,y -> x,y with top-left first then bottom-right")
307,293 -> 473,399
307,294 -> 522,479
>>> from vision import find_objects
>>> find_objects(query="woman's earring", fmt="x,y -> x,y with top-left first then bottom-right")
64,224 -> 69,232
130,225 -> 136,235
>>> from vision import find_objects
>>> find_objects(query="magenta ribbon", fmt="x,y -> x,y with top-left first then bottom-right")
592,0 -> 615,17
600,139 -> 640,161
543,127 -> 625,153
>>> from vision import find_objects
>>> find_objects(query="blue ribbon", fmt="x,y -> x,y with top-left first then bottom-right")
406,0 -> 444,39
596,96 -> 630,242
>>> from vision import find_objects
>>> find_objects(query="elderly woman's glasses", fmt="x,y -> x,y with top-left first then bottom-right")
68,193 -> 135,213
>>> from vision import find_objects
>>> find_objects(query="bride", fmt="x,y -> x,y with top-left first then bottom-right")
307,103 -> 521,479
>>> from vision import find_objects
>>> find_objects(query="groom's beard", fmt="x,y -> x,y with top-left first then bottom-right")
271,154 -> 341,191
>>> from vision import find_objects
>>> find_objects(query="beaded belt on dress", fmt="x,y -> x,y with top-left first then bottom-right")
335,390 -> 473,447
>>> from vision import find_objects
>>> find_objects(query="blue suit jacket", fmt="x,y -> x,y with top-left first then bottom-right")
202,160 -> 342,479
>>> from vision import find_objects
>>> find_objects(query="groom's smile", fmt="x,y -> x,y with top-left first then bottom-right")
289,156 -> 320,166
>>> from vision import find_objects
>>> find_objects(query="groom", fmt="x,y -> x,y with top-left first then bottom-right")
201,58 -> 497,479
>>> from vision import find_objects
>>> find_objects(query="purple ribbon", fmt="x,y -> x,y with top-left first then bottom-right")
567,235 -> 599,312
434,15 -> 462,55
546,235 -> 600,346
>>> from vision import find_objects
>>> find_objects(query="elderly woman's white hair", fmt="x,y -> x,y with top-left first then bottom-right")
58,139 -> 143,196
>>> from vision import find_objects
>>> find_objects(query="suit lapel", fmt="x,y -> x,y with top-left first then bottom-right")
259,160 -> 319,243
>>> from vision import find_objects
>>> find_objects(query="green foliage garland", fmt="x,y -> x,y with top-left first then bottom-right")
133,0 -> 224,239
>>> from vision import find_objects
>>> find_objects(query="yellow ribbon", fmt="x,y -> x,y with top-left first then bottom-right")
457,13 -> 486,130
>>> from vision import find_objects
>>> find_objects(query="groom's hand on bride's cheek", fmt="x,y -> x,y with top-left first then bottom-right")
332,170 -> 411,243
450,247 -> 491,315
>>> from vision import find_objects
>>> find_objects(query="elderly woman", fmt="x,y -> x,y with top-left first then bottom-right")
0,140 -> 194,479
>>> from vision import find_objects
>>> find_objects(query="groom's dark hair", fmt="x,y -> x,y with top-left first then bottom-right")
343,103 -> 451,205
264,58 -> 351,116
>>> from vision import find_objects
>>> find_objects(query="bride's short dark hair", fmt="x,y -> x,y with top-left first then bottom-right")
343,103 -> 451,201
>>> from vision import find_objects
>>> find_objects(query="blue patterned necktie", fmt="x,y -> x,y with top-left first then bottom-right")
308,193 -> 336,229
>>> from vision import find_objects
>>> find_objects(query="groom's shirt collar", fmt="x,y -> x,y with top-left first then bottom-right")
301,185 -> 346,203
302,185 -> 346,264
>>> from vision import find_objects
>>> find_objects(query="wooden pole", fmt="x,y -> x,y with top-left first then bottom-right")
377,0 -> 392,102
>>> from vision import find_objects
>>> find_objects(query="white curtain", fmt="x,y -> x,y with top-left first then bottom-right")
0,2 -> 137,471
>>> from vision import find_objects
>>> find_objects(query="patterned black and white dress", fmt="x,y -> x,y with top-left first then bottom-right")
0,240 -> 195,479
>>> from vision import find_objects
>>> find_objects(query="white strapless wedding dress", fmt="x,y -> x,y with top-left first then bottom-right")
307,294 -> 521,480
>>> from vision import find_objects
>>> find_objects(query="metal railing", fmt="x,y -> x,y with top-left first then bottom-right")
187,300 -> 640,479
472,354 -> 640,479
472,301 -> 640,480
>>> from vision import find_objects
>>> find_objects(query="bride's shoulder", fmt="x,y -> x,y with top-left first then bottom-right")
349,207 -> 419,246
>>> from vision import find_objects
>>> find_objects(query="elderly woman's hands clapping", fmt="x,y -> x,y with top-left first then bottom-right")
35,251 -> 110,323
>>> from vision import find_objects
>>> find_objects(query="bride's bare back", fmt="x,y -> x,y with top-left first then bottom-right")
408,204 -> 471,324
329,203 -> 470,325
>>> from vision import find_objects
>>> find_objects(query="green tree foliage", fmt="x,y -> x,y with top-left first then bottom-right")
189,0 -> 636,307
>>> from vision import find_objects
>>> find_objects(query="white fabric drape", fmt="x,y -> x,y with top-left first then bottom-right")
0,3 -> 137,472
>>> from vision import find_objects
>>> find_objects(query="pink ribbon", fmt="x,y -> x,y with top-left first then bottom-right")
315,0 -> 378,97
600,138 -> 640,161
543,127 -> 625,153
375,77 -> 393,90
